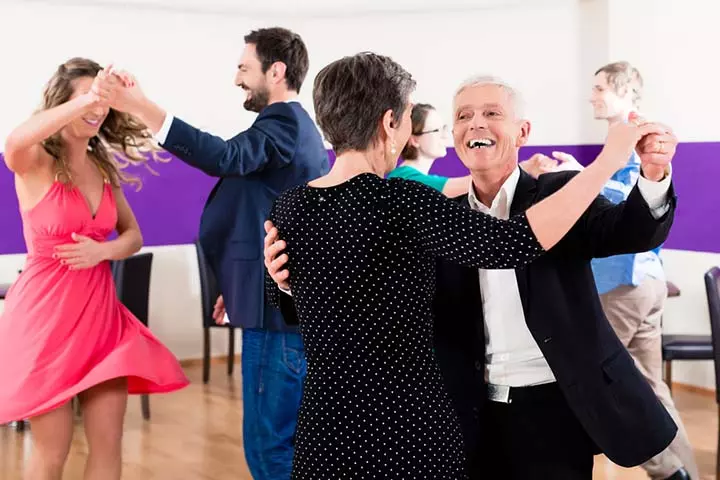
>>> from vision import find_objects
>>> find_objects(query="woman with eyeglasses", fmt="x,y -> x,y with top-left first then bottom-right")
387,103 -> 472,196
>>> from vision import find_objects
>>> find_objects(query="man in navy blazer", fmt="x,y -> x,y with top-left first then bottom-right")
112,27 -> 329,479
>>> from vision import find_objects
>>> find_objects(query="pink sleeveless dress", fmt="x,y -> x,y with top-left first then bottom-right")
0,180 -> 189,424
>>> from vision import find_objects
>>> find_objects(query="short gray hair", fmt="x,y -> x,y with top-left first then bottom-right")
313,52 -> 416,155
454,75 -> 526,119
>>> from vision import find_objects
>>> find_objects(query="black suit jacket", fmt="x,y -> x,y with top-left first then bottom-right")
434,169 -> 678,470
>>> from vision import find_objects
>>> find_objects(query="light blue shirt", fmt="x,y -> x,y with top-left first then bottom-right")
591,152 -> 666,295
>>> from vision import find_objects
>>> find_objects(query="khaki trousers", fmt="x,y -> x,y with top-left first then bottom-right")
600,278 -> 698,479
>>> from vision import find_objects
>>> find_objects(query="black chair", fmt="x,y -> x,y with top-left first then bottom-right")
1,277 -> 26,431
662,277 -> 714,393
662,268 -> 720,477
111,253 -> 153,420
707,267 -> 720,479
194,239 -> 237,384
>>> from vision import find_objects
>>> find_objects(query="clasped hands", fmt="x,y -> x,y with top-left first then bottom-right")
521,112 -> 676,182
83,63 -> 141,113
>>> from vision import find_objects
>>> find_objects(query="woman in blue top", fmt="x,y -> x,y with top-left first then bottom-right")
388,103 -> 472,196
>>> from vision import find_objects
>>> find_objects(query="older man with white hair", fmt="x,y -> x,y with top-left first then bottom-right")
437,74 -> 681,479
264,74 -> 681,479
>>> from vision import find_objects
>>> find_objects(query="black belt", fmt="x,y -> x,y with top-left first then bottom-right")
486,381 -> 559,404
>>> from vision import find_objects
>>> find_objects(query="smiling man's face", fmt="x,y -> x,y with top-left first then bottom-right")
452,83 -> 530,173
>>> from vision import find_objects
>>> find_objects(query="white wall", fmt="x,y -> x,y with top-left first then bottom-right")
605,0 -> 720,389
1,0 -> 719,388
605,0 -> 720,143
20,0 -> 569,16
0,1 -> 588,145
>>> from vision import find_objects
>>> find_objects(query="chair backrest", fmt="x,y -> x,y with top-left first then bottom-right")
704,266 -> 720,404
194,239 -> 221,328
112,252 -> 154,326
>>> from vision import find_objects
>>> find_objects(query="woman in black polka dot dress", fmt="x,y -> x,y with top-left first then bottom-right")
266,53 -> 655,479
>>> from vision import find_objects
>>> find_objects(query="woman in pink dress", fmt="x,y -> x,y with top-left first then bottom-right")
0,57 -> 189,480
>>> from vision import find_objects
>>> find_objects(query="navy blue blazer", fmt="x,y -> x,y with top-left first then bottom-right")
433,169 -> 678,475
161,101 -> 329,331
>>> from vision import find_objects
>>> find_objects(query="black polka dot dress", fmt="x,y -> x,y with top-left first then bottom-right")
267,173 -> 544,479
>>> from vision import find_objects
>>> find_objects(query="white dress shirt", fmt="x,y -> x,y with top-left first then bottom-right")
468,166 -> 672,387
155,111 -> 174,144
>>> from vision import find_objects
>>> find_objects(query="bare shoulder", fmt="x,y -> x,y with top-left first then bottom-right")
13,148 -> 59,209
111,183 -> 134,212
111,184 -> 141,234
4,143 -> 54,176
111,183 -> 128,199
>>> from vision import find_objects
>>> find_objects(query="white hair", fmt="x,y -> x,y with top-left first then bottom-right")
454,75 -> 526,119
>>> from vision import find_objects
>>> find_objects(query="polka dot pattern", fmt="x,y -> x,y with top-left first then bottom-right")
267,173 -> 544,479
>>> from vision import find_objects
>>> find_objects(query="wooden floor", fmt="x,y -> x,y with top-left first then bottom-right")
0,364 -> 717,479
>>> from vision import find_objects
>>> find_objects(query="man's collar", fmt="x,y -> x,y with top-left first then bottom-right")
467,166 -> 521,213
510,167 -> 539,216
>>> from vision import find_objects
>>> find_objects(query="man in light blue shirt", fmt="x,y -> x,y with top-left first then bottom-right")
589,62 -> 695,480
591,150 -> 666,296
521,61 -> 695,480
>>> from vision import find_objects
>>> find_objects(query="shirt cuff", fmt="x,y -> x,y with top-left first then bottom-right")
637,165 -> 672,219
155,112 -> 174,145
280,286 -> 292,297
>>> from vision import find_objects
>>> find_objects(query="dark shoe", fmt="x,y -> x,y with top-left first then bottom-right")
665,467 -> 691,480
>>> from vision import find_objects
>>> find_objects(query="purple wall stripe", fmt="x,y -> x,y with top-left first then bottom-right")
0,142 -> 717,255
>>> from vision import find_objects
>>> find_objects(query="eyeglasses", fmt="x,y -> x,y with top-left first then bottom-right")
417,125 -> 448,135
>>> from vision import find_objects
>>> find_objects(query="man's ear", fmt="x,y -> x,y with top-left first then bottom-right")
270,61 -> 287,84
516,119 -> 531,148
